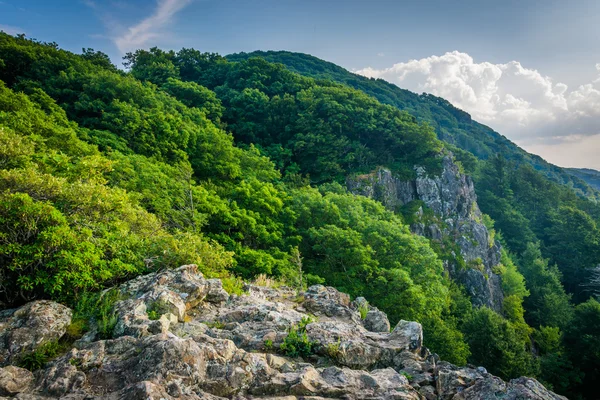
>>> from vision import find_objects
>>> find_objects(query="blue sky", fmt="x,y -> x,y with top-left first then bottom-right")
2,0 -> 600,168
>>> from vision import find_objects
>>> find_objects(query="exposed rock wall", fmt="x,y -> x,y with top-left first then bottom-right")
0,265 -> 563,399
347,156 -> 504,311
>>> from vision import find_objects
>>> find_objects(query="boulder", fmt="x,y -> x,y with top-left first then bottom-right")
363,308 -> 391,332
0,366 -> 33,396
0,301 -> 72,366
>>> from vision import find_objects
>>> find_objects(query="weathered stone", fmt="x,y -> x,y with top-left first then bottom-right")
347,156 -> 504,311
363,309 -> 390,333
0,266 -> 562,400
0,301 -> 72,366
0,366 -> 33,395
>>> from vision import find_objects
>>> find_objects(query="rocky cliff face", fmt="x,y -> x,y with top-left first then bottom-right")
0,265 -> 564,399
347,156 -> 503,311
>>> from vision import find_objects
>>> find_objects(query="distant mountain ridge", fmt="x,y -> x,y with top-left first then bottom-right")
227,50 -> 600,200
567,167 -> 600,191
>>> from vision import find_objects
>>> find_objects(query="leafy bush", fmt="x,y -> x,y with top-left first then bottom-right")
280,316 -> 316,358
358,301 -> 369,320
18,340 -> 61,371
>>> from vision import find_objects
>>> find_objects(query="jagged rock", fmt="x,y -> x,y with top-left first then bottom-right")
363,309 -> 391,332
347,155 -> 504,311
0,266 -> 563,399
454,375 -> 568,399
303,285 -> 357,321
111,264 -> 229,339
0,366 -> 33,396
436,361 -> 485,399
0,301 -> 72,366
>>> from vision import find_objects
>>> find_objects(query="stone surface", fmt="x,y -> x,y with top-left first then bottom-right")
0,366 -> 33,396
0,266 -> 563,399
0,301 -> 72,366
347,155 -> 504,311
363,308 -> 391,333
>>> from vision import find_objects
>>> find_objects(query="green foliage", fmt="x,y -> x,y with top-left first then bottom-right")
564,298 -> 600,399
400,371 -> 413,381
1,34 -> 598,399
263,339 -> 274,350
18,340 -> 61,371
147,310 -> 160,321
280,316 -> 316,358
463,307 -> 537,380
324,338 -> 342,360
358,301 -> 369,320
205,321 -> 226,329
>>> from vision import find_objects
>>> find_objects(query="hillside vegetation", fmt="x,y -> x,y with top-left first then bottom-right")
227,50 -> 599,200
0,33 -> 599,399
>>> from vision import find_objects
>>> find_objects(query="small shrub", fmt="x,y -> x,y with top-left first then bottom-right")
264,339 -> 274,350
280,326 -> 315,358
401,371 -> 413,381
358,301 -> 369,320
253,273 -> 284,288
280,316 -> 316,358
73,288 -> 123,340
65,319 -> 87,340
96,289 -> 122,339
205,321 -> 226,329
147,310 -> 160,320
292,295 -> 305,303
18,340 -> 61,371
324,339 -> 342,360
221,276 -> 245,296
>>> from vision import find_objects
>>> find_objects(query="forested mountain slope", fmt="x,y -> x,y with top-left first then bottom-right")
227,51 -> 599,200
0,33 -> 598,399
568,168 -> 600,191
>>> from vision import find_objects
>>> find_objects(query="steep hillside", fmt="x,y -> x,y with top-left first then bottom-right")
227,51 -> 599,200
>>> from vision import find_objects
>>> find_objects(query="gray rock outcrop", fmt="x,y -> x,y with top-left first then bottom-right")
347,156 -> 504,311
0,300 -> 72,367
0,265 -> 563,399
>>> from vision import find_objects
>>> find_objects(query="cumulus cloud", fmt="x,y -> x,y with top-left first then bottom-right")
355,51 -> 600,152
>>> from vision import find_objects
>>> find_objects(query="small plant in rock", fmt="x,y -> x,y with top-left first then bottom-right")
292,295 -> 305,303
401,371 -> 413,381
280,326 -> 314,358
18,340 -> 61,371
358,301 -> 369,320
280,316 -> 316,358
96,289 -> 122,339
147,309 -> 160,320
264,339 -> 274,350
205,320 -> 226,329
324,338 -> 342,360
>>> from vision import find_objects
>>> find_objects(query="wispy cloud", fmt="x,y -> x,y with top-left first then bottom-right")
0,24 -> 25,35
114,0 -> 192,53
83,0 -> 192,54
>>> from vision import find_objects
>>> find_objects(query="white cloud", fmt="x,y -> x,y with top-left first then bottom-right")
84,0 -> 192,54
355,51 -> 600,155
114,0 -> 192,53
0,24 -> 25,35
